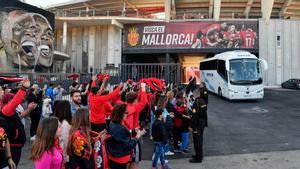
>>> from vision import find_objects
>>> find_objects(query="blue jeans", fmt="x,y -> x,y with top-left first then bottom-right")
152,142 -> 166,168
150,111 -> 154,137
164,140 -> 171,153
181,132 -> 189,150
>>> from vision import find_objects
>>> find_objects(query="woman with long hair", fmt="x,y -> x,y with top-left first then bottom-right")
30,117 -> 63,169
67,108 -> 93,169
54,100 -> 72,168
106,104 -> 146,169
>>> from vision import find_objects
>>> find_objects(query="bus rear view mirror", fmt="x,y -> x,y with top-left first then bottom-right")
259,59 -> 268,71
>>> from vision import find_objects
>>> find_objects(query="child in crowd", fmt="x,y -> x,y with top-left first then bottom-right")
151,109 -> 171,169
175,100 -> 191,153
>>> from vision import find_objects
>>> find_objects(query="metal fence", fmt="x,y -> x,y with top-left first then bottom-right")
1,63 -> 181,90
0,73 -> 84,90
118,63 -> 181,84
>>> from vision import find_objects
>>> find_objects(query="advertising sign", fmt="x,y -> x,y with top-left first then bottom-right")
124,21 -> 258,51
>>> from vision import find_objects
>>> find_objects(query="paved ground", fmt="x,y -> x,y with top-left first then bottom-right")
18,88 -> 300,168
140,150 -> 300,169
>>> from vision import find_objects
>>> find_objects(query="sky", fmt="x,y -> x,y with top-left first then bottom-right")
23,0 -> 72,8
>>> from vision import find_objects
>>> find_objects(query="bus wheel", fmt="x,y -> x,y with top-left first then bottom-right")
218,88 -> 222,97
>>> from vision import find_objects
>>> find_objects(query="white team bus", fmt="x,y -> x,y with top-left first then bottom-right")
200,50 -> 268,100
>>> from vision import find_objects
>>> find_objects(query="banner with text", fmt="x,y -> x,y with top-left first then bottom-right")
123,21 -> 258,50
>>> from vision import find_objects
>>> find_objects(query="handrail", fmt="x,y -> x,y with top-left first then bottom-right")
52,8 -> 164,19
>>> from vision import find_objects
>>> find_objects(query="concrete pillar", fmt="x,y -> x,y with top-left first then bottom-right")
171,0 -> 176,19
62,61 -> 67,73
107,25 -> 115,66
88,26 -> 96,74
82,27 -> 89,73
165,0 -> 171,22
114,27 -> 122,67
209,0 -> 213,18
244,0 -> 254,18
62,21 -> 67,53
261,0 -> 274,23
213,0 -> 221,20
71,28 -> 77,72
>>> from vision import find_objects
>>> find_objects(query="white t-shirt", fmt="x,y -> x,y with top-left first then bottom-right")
15,105 -> 25,126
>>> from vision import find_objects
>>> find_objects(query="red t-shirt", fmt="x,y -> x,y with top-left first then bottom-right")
174,106 -> 184,128
125,91 -> 148,130
89,85 -> 121,124
239,31 -> 256,48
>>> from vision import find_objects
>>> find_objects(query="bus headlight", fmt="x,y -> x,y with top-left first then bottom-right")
257,89 -> 263,93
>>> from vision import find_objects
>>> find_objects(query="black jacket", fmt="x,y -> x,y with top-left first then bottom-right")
151,106 -> 173,137
106,122 -> 137,157
201,87 -> 209,103
152,119 -> 168,144
0,113 -> 26,147
0,117 -> 8,168
26,91 -> 43,116
190,97 -> 208,131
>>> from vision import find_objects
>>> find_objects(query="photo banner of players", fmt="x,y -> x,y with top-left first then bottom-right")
124,21 -> 258,50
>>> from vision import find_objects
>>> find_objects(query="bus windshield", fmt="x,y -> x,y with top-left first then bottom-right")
229,58 -> 262,85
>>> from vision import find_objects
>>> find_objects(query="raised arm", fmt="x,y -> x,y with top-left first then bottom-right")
133,83 -> 148,114
2,81 -> 28,117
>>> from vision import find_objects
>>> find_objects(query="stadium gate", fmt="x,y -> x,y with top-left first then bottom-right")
118,63 -> 181,84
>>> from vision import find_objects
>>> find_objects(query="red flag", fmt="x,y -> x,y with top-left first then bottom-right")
67,74 -> 79,80
0,76 -> 23,85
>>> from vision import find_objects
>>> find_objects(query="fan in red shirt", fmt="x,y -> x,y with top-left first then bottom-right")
124,82 -> 148,130
239,28 -> 257,48
124,82 -> 148,169
89,76 -> 123,133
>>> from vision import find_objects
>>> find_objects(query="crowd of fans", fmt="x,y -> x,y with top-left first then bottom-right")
0,75 -> 208,169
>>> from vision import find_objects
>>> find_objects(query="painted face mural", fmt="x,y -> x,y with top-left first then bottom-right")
32,13 -> 54,67
0,10 -> 54,71
1,10 -> 39,68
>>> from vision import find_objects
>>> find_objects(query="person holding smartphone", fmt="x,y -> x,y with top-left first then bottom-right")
106,104 -> 146,169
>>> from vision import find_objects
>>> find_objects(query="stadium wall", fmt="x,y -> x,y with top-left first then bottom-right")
55,25 -> 122,73
259,19 -> 300,86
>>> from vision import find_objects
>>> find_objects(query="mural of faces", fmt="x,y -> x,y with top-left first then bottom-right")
0,10 -> 54,70
32,13 -> 54,67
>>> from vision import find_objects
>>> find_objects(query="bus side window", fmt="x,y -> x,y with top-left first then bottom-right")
217,60 -> 227,81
